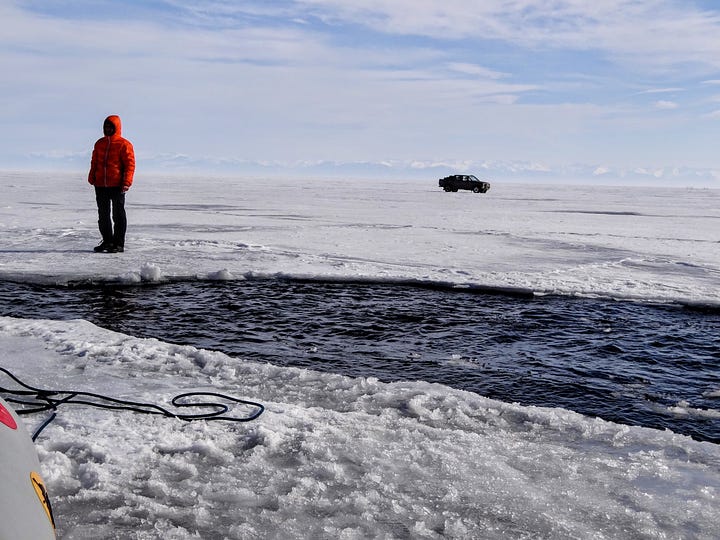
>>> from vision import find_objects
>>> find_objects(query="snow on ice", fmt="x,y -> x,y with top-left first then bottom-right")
1,172 -> 719,538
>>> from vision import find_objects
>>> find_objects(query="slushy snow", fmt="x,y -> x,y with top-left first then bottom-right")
1,172 -> 719,539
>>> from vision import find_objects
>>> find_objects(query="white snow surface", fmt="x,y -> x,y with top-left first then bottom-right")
1,172 -> 719,305
1,172 -> 719,538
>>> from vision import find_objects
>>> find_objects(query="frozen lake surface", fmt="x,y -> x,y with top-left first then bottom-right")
1,172 -> 719,538
2,173 -> 719,307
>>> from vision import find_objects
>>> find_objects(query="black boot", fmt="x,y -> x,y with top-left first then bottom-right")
94,241 -> 112,252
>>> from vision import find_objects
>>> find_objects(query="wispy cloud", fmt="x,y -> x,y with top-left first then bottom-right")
637,88 -> 683,94
446,63 -> 509,80
294,0 -> 720,71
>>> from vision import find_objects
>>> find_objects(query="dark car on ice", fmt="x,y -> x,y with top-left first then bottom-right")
438,174 -> 490,193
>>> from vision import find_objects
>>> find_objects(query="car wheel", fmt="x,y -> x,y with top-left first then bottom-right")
473,187 -> 481,193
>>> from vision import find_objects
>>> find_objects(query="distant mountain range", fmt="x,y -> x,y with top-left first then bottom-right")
7,152 -> 720,187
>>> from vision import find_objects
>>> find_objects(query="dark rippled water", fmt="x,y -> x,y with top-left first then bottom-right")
1,279 -> 718,443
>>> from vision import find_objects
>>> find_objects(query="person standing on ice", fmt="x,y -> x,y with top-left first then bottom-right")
88,114 -> 135,253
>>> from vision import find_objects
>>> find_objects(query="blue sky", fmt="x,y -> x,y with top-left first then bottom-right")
3,0 -> 720,184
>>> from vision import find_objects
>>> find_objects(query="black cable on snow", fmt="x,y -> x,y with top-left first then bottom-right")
0,367 -> 264,441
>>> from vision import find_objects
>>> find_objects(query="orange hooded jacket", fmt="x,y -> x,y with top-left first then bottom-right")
88,115 -> 135,191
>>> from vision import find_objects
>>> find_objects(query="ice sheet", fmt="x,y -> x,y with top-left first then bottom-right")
1,316 -> 718,539
1,172 -> 718,306
1,172 -> 719,538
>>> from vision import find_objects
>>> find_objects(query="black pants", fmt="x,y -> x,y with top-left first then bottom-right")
95,186 -> 127,247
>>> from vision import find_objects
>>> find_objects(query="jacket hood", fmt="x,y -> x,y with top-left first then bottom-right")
105,115 -> 122,137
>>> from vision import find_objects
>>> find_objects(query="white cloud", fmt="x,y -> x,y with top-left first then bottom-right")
297,0 -> 720,72
636,87 -> 683,94
654,100 -> 678,109
446,63 -> 509,80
